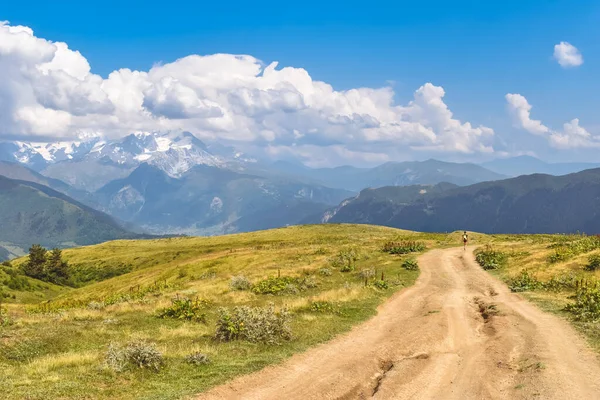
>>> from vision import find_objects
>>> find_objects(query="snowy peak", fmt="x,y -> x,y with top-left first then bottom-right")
0,131 -> 225,177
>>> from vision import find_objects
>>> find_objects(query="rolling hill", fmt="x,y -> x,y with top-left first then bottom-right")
0,175 -> 137,260
319,168 -> 600,234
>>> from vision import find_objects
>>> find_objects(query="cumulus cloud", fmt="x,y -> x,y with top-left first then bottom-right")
553,42 -> 583,68
0,21 -> 495,163
505,93 -> 549,135
506,93 -> 599,149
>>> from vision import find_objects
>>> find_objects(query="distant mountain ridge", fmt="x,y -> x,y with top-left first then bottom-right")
481,155 -> 600,177
319,168 -> 600,234
0,175 -> 138,260
95,163 -> 353,235
260,159 -> 506,191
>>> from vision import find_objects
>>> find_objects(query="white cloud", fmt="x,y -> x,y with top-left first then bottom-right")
505,93 -> 549,135
553,42 -> 583,68
506,94 -> 600,149
0,21 -> 495,163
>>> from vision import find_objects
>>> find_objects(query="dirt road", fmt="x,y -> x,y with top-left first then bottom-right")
196,247 -> 600,399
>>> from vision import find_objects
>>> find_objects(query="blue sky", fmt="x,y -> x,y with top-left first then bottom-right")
2,0 -> 599,164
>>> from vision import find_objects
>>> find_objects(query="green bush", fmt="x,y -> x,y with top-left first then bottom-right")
156,297 -> 207,323
0,306 -> 13,327
586,254 -> 600,271
106,340 -> 164,372
475,246 -> 508,270
252,276 -> 297,295
508,270 -> 542,292
547,236 -> 600,263
402,259 -> 419,271
372,279 -> 389,290
215,304 -> 292,344
330,248 -> 359,271
185,352 -> 210,365
565,280 -> 600,321
318,267 -> 332,276
229,275 -> 251,291
309,301 -> 335,313
382,241 -> 426,255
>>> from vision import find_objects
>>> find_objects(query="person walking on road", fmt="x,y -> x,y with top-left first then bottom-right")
462,231 -> 468,250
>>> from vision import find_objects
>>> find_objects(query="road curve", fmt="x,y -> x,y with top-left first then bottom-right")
195,247 -> 600,399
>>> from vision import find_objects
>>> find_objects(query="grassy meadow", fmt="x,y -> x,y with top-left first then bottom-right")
474,234 -> 600,353
0,224 -> 454,400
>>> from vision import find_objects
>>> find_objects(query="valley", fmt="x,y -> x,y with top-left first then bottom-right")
2,225 -> 600,399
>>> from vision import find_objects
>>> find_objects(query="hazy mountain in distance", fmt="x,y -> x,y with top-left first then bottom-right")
319,168 -> 600,234
267,159 -> 504,191
95,163 -> 353,235
481,155 -> 600,177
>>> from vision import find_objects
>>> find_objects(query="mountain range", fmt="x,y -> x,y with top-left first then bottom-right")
2,130 -> 600,259
318,169 -> 600,234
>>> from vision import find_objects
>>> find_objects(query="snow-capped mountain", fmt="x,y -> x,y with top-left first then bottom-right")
0,131 -> 238,190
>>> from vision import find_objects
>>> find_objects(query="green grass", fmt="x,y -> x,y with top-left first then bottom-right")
0,224 -> 446,400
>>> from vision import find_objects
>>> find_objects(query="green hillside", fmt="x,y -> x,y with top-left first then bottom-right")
0,175 -> 136,260
0,224 -> 447,399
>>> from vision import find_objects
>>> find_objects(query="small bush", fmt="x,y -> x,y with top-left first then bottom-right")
87,301 -> 105,310
565,280 -> 600,321
185,352 -> 210,366
309,301 -> 335,313
318,267 -> 332,276
299,276 -> 317,290
508,270 -> 542,292
372,279 -> 389,290
106,340 -> 164,372
230,275 -> 252,291
156,297 -> 207,323
382,241 -> 426,255
0,306 -> 13,327
475,246 -> 508,270
548,247 -> 573,263
402,259 -> 419,271
215,304 -> 291,344
252,276 -> 297,295
586,255 -> 600,271
330,248 -> 359,270
358,268 -> 376,279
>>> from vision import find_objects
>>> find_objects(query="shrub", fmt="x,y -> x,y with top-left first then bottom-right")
252,276 -> 297,295
309,301 -> 335,313
402,259 -> 419,271
156,297 -> 207,323
87,301 -> 105,310
548,247 -> 573,263
105,340 -> 164,372
252,275 -> 317,295
358,268 -> 376,279
185,352 -> 210,366
229,275 -> 252,291
215,304 -> 291,344
382,241 -> 426,255
508,270 -> 542,292
0,306 -> 13,327
586,254 -> 600,271
318,267 -> 332,276
299,276 -> 317,290
565,280 -> 600,321
372,279 -> 389,290
330,248 -> 359,270
475,246 -> 508,270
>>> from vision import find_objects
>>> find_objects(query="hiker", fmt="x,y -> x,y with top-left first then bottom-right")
462,231 -> 468,250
